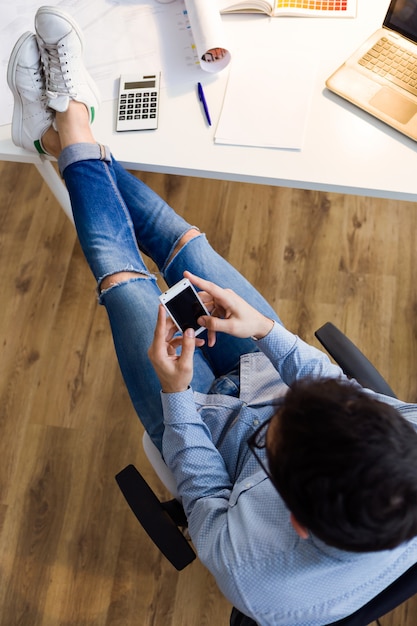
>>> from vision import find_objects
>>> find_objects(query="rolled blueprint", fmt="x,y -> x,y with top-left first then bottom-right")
184,0 -> 231,72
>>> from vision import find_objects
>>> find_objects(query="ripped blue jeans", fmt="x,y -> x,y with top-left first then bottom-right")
59,143 -> 281,450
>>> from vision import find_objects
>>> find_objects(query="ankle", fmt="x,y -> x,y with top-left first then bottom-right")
55,101 -> 96,148
41,126 -> 61,158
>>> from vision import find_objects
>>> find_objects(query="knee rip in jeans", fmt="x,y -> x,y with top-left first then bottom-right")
167,228 -> 201,266
99,270 -> 151,295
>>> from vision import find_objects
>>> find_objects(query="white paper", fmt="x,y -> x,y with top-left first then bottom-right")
184,0 -> 231,73
215,51 -> 318,150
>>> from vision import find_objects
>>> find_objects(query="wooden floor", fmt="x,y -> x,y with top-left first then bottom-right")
1,159 -> 417,626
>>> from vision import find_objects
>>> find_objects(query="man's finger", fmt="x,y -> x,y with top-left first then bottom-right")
184,271 -> 221,297
181,327 -> 197,362
173,328 -> 194,372
149,305 -> 169,361
154,304 -> 167,339
198,314 -> 224,332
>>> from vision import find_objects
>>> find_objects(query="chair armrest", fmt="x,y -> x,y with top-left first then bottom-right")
115,464 -> 196,571
315,322 -> 397,398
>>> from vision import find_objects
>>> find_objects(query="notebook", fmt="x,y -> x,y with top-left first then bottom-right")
326,0 -> 417,141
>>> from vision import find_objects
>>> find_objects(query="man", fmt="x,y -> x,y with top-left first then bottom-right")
8,7 -> 417,625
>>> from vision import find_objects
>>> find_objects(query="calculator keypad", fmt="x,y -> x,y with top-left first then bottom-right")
118,91 -> 158,123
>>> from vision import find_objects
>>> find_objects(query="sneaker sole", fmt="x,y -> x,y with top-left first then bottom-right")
35,6 -> 101,117
6,32 -> 36,148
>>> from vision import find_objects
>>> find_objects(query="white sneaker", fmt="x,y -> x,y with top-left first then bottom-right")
7,32 -> 53,154
35,6 -> 100,122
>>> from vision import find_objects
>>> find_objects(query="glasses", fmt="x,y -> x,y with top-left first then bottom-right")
247,416 -> 274,482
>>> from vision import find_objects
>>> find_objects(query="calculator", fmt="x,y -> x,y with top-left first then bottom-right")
116,73 -> 160,132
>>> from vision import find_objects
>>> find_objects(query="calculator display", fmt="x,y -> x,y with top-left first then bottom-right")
124,80 -> 155,90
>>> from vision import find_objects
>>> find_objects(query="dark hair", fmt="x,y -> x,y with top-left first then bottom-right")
267,377 -> 417,552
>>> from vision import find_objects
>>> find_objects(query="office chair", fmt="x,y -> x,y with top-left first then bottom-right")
115,322 -> 417,626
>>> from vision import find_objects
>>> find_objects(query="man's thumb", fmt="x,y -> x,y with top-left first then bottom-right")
181,327 -> 196,361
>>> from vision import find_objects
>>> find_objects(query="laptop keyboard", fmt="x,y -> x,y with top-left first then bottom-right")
359,36 -> 417,96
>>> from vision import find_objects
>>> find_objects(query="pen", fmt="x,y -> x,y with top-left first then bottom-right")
197,82 -> 212,126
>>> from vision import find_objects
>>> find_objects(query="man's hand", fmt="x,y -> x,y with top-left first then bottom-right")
148,304 -> 204,393
184,271 -> 274,347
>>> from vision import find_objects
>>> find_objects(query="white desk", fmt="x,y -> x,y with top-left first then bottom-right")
1,0 -> 417,212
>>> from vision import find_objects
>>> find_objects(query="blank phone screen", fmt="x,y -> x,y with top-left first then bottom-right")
165,286 -> 206,331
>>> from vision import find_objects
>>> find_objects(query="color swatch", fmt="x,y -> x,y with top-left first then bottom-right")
276,0 -> 348,9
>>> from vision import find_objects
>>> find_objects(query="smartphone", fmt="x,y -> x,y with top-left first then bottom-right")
159,278 -> 210,336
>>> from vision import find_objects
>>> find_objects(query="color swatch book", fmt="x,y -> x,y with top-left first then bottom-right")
219,0 -> 357,17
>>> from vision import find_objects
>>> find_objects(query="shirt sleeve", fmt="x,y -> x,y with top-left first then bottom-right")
256,323 -> 417,420
256,321 -> 348,385
161,388 -> 264,617
161,387 -> 233,518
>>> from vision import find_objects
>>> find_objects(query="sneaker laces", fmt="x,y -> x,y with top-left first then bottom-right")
40,42 -> 77,99
27,64 -> 52,114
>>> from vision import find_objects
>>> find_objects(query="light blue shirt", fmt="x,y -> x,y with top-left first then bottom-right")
161,323 -> 417,626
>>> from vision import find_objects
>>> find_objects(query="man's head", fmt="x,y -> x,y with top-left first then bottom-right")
266,378 -> 417,552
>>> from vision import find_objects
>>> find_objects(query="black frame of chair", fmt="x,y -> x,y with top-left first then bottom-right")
314,322 -> 397,398
115,464 -> 196,571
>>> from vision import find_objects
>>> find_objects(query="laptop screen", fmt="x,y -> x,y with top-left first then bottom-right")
384,0 -> 417,43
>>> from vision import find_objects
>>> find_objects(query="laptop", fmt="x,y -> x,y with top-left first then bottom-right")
326,0 -> 417,141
